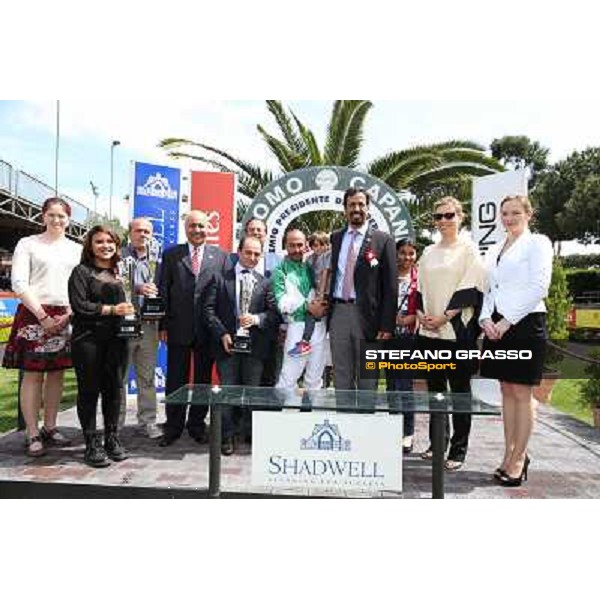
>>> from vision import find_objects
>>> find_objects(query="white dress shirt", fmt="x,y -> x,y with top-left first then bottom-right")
235,262 -> 259,325
333,223 -> 369,299
480,230 -> 553,325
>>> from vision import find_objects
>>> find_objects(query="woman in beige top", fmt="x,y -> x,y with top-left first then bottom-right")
417,197 -> 485,470
2,198 -> 81,457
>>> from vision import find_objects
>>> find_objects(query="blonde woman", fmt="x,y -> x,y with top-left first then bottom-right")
417,197 -> 485,470
2,198 -> 81,456
479,195 -> 553,487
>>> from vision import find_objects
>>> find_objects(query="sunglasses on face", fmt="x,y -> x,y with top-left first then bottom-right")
433,212 -> 456,221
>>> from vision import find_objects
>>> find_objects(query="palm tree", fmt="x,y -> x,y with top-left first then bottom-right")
159,100 -> 502,229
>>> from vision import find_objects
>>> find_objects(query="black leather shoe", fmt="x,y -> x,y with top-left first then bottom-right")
158,435 -> 179,447
221,438 -> 234,456
190,430 -> 208,444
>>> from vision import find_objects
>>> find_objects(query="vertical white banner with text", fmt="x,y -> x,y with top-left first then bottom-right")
472,170 -> 528,256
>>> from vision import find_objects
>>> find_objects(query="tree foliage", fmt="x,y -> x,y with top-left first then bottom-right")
159,101 -> 503,234
490,135 -> 549,187
533,147 -> 600,244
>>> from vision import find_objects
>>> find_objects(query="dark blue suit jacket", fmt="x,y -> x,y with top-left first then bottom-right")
203,259 -> 279,360
158,243 -> 227,346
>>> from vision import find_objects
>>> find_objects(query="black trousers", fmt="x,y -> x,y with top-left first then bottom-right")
216,353 -> 263,439
419,337 -> 473,461
426,372 -> 472,461
72,332 -> 128,433
164,343 -> 214,439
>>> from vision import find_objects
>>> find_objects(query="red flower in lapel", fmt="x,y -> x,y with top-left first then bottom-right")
364,248 -> 379,267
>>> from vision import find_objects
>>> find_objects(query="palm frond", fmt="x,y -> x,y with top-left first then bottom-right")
164,148 -> 273,198
337,101 -> 373,167
438,149 -> 504,171
324,100 -> 372,166
160,138 -> 270,184
291,111 -> 322,165
257,125 -> 304,171
408,164 -> 499,189
266,101 -> 306,155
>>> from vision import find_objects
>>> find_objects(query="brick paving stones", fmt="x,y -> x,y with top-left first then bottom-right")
1,399 -> 599,498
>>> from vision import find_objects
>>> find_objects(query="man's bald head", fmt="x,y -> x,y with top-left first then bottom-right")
185,210 -> 208,247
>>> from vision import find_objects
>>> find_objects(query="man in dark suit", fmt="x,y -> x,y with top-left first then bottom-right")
204,235 -> 278,455
243,218 -> 284,386
158,210 -> 227,446
329,187 -> 397,390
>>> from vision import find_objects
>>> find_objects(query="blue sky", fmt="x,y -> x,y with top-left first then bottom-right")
1,99 -> 599,249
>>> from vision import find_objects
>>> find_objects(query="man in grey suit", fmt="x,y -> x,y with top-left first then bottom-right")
204,236 -> 279,454
158,210 -> 227,446
329,187 -> 397,390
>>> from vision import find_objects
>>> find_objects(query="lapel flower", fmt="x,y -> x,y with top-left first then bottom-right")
365,248 -> 379,267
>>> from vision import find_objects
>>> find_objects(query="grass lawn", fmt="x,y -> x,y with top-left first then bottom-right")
550,378 -> 593,425
0,368 -> 78,433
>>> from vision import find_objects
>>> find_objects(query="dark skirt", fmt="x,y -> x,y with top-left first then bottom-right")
480,312 -> 546,386
2,304 -> 72,372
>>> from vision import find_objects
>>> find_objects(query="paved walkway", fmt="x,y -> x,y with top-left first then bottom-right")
1,398 -> 599,498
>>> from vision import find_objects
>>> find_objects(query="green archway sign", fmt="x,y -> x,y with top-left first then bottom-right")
243,166 -> 414,253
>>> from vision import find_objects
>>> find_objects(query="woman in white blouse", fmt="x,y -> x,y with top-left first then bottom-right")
2,198 -> 81,457
479,195 -> 553,487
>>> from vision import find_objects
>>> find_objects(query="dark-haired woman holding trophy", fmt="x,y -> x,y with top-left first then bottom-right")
68,226 -> 135,467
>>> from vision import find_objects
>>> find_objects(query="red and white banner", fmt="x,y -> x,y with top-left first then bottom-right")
190,171 -> 236,251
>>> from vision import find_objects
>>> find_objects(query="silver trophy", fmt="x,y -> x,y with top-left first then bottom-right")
116,256 -> 142,338
233,271 -> 255,354
140,237 -> 165,319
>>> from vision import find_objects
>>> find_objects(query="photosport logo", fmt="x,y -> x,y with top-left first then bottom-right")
136,172 -> 178,200
300,419 -> 351,452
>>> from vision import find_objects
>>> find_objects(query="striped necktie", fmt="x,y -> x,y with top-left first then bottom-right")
191,246 -> 200,276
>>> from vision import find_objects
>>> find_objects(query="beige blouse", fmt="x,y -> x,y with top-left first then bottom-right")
417,236 -> 486,341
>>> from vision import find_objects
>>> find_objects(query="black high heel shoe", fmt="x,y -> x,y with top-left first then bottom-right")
493,467 -> 506,481
499,455 -> 530,487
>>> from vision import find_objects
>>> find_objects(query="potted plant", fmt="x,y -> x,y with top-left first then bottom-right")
533,258 -> 571,403
580,349 -> 600,428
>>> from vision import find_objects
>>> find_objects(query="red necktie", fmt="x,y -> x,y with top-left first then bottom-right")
191,247 -> 200,276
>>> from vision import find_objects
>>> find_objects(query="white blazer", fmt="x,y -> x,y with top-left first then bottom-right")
480,230 -> 553,325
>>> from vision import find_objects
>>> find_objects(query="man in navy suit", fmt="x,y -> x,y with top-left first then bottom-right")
328,187 -> 397,390
158,210 -> 227,446
243,218 -> 283,386
204,235 -> 279,454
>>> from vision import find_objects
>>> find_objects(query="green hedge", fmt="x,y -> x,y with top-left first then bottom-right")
566,268 -> 600,301
562,254 -> 600,269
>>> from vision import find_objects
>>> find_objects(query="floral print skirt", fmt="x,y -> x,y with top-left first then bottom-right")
2,304 -> 72,371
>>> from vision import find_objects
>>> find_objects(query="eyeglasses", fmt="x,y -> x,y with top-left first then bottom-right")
433,212 -> 456,221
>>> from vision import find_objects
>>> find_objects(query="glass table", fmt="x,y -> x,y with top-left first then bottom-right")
164,385 -> 500,499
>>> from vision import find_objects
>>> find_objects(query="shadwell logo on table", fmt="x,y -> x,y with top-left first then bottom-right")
252,412 -> 403,491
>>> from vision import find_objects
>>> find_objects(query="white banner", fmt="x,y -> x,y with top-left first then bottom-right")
252,412 -> 403,493
472,170 -> 528,255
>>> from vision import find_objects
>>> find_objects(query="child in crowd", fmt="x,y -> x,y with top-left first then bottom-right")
288,232 -> 331,358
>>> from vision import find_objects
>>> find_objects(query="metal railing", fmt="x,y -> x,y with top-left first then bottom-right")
0,158 -> 91,226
